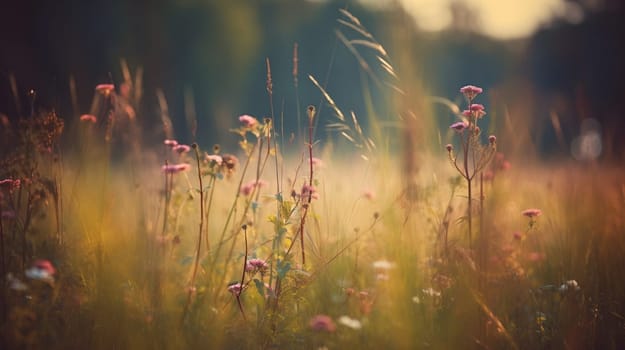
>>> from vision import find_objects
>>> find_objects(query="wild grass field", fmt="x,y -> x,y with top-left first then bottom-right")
1,9 -> 625,350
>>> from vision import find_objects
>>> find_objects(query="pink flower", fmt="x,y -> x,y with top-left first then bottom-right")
310,157 -> 324,168
95,84 -> 115,96
522,208 -> 542,218
0,178 -> 20,192
227,282 -> 243,295
238,114 -> 258,128
25,259 -> 56,283
245,258 -> 268,272
80,114 -> 97,123
309,314 -> 336,332
222,154 -> 239,173
450,121 -> 468,132
205,154 -> 223,166
513,231 -> 523,240
527,252 -> 545,262
445,144 -> 453,152
164,139 -> 178,147
301,184 -> 319,200
459,85 -> 483,100
489,135 -> 497,145
161,163 -> 191,174
173,144 -> 191,154
240,179 -> 268,196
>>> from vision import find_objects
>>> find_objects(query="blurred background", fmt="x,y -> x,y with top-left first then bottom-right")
1,0 -> 623,160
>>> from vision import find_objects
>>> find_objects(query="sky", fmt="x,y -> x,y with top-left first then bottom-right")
358,0 -> 585,39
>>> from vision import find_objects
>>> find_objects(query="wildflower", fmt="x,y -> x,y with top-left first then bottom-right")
489,135 -> 497,145
513,231 -> 523,240
205,154 -> 223,166
161,163 -> 191,174
240,179 -> 268,196
221,154 -> 238,173
309,314 -> 336,332
422,287 -> 441,297
449,121 -> 468,132
445,144 -> 453,152
338,315 -> 362,330
0,178 -> 20,192
95,84 -> 115,96
460,85 -> 483,100
227,282 -> 243,295
7,273 -> 28,291
238,114 -> 258,128
25,259 -> 56,283
301,184 -> 319,200
164,139 -> 178,147
559,280 -> 581,293
80,114 -> 97,123
173,144 -> 191,154
245,258 -> 269,273
522,208 -> 542,218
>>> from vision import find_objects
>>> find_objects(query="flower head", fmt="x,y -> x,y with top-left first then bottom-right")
489,135 -> 497,145
25,259 -> 56,283
80,114 -> 97,123
245,258 -> 269,272
227,282 -> 243,295
460,85 -> 483,100
301,184 -> 319,200
95,84 -> 115,96
338,315 -> 362,330
240,179 -> 268,196
238,114 -> 258,128
173,144 -> 191,154
445,144 -> 453,152
522,208 -> 542,218
221,154 -> 238,173
161,163 -> 191,174
309,314 -> 336,332
164,139 -> 178,147
450,121 -> 468,132
205,154 -> 223,166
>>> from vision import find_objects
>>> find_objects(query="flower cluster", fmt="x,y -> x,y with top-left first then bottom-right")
245,258 -> 269,273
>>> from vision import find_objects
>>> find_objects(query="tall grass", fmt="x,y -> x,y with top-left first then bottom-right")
1,9 -> 625,350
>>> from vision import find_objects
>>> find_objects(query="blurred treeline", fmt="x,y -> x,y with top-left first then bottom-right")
1,0 -> 624,159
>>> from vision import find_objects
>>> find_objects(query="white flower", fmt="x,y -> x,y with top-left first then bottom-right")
559,280 -> 580,293
338,315 -> 362,330
422,287 -> 441,297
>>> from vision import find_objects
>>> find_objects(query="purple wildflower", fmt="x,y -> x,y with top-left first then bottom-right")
460,85 -> 483,100
450,121 -> 468,132
239,114 -> 258,128
161,163 -> 191,174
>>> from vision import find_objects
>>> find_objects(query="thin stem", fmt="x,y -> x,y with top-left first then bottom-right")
181,144 -> 204,324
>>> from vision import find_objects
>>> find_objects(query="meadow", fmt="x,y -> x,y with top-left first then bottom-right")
1,9 -> 625,350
